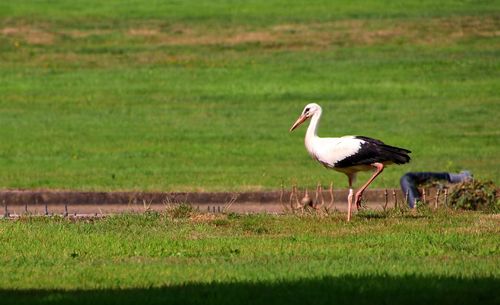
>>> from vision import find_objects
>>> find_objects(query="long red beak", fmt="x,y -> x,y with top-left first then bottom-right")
289,114 -> 308,132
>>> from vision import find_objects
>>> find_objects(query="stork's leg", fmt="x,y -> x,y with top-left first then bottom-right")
347,174 -> 355,222
354,162 -> 385,208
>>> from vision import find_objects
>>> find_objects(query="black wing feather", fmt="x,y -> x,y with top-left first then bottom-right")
334,136 -> 411,168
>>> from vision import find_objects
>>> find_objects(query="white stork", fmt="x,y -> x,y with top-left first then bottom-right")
290,103 -> 411,221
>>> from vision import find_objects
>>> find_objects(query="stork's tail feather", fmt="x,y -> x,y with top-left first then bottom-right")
380,144 -> 411,164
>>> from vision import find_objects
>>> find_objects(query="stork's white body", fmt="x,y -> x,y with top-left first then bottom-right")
306,135 -> 368,174
290,103 -> 411,221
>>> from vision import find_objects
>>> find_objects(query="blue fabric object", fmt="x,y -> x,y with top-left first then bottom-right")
449,170 -> 472,183
399,172 -> 450,208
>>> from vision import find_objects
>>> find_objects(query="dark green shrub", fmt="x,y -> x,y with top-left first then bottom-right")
449,180 -> 498,212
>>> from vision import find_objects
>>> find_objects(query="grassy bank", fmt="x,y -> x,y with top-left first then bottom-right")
0,1 -> 498,191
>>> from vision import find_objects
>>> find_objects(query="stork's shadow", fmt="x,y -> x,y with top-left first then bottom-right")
1,275 -> 498,305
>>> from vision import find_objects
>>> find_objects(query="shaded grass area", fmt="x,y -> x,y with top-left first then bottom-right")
1,275 -> 498,305
0,2 -> 499,191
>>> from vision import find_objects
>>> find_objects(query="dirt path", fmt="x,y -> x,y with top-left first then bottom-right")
1,189 -> 418,216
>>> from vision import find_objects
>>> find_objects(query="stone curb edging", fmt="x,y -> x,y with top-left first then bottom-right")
0,189 -> 405,206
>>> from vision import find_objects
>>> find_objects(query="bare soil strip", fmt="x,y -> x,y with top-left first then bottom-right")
0,189 -> 414,216
2,16 -> 497,49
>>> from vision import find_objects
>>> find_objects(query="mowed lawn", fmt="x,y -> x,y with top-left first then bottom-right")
1,3 -> 499,304
0,1 -> 498,191
0,210 -> 499,305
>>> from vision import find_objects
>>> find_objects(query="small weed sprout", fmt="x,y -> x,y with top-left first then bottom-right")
142,199 -> 152,212
222,193 -> 239,213
167,203 -> 194,219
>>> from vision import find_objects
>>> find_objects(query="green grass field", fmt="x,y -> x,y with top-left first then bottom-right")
0,1 -> 498,191
0,209 -> 499,304
1,2 -> 499,302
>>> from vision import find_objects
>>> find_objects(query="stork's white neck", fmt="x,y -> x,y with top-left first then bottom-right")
304,107 -> 322,156
306,107 -> 322,140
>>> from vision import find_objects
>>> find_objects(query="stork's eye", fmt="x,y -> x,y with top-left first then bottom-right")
304,108 -> 310,114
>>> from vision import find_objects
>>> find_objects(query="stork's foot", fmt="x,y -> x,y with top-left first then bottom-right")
354,192 -> 363,210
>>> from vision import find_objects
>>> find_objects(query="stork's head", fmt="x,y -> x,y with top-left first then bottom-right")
289,103 -> 321,132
